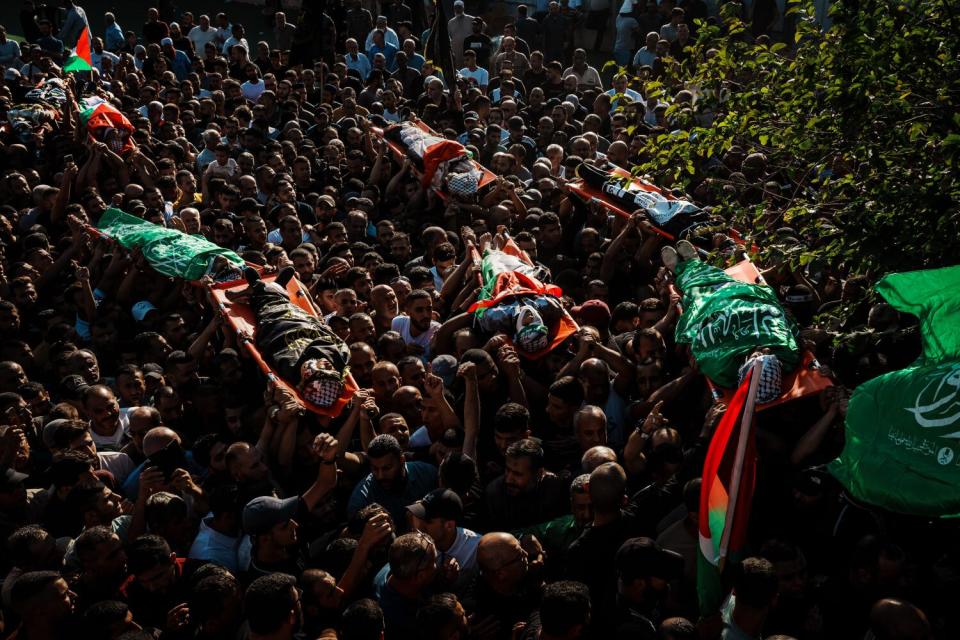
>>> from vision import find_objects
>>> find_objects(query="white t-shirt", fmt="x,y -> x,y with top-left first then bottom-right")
188,25 -> 219,52
241,79 -> 265,102
459,66 -> 489,88
205,158 -> 238,179
391,315 -> 440,361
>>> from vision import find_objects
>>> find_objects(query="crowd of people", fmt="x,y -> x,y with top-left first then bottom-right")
0,1 -> 951,639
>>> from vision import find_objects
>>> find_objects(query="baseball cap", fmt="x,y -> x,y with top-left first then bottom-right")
0,467 -> 28,491
430,354 -> 458,387
407,488 -> 463,522
132,300 -> 158,322
41,418 -> 71,448
59,374 -> 90,401
454,0 -> 465,6
616,537 -> 684,582
463,111 -> 479,122
160,37 -> 174,46
317,195 -> 336,208
5,68 -> 21,81
573,299 -> 611,329
243,495 -> 300,535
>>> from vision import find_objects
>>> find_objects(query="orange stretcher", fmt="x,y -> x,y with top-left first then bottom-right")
208,272 -> 358,417
467,239 -> 579,360
566,166 -> 678,240
702,259 -> 833,410
372,119 -> 498,201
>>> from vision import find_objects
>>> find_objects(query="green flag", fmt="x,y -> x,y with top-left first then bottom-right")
98,208 -> 243,281
830,266 -> 960,517
674,260 -> 800,388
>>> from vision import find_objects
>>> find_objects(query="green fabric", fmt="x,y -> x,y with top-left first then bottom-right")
63,55 -> 92,72
97,208 -> 243,281
478,250 -> 530,302
830,266 -> 960,517
674,260 -> 800,388
512,514 -> 581,553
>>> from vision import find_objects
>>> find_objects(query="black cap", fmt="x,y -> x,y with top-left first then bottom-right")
407,488 -> 463,522
616,537 -> 684,581
0,467 -> 28,491
60,374 -> 90,401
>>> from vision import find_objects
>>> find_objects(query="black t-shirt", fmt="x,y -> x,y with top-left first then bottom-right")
462,33 -> 493,69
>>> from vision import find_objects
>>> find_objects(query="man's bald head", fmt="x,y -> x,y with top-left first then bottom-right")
477,532 -> 522,572
581,445 -> 617,473
588,462 -> 626,513
869,599 -> 930,640
142,426 -> 181,457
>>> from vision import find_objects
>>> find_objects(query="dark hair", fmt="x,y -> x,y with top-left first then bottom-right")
10,571 -> 62,611
244,573 -> 298,635
52,419 -> 90,449
83,600 -> 132,638
548,375 -> 585,407
733,557 -> 778,608
505,438 -> 545,471
405,289 -> 432,306
416,593 -> 464,640
368,434 -> 402,459
127,534 -> 173,575
341,598 -> 384,640
439,452 -> 478,494
493,402 -> 529,434
190,573 -> 240,625
540,581 -> 591,636
7,525 -> 52,567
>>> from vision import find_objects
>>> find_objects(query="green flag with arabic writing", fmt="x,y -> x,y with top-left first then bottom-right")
830,266 -> 960,517
674,260 -> 800,388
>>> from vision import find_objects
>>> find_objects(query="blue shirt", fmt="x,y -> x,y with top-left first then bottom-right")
169,49 -> 192,81
347,461 -> 438,525
104,23 -> 125,51
345,52 -> 372,80
368,42 -> 399,72
407,53 -> 426,71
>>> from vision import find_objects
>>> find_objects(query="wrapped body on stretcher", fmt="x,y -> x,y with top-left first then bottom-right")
226,267 -> 350,408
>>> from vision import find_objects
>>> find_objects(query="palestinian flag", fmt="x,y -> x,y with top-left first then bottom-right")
577,163 -> 714,239
98,208 -> 243,281
697,359 -> 761,614
64,27 -> 93,73
467,238 -> 576,360
79,97 -> 136,153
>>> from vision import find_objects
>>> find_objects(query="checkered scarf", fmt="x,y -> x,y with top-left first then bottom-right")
738,354 -> 783,404
300,359 -> 348,407
447,171 -> 479,197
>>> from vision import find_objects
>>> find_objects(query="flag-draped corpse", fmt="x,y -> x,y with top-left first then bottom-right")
64,27 -> 94,73
79,98 -> 136,153
698,360 -> 761,614
466,239 -> 577,359
674,258 -> 801,389
830,266 -> 960,517
574,163 -> 715,239
97,208 -> 243,281
423,0 -> 457,90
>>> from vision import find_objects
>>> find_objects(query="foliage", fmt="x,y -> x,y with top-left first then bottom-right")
626,0 -> 960,277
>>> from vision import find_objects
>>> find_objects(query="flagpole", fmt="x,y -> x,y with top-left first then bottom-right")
718,358 -> 761,562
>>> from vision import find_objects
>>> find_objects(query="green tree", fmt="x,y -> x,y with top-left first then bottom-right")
628,0 -> 960,276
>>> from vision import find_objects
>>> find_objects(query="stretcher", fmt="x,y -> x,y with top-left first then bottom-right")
467,238 -> 579,360
86,217 -> 357,417
372,119 -> 498,201
208,272 -> 358,417
567,163 -> 715,241
704,259 -> 832,410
